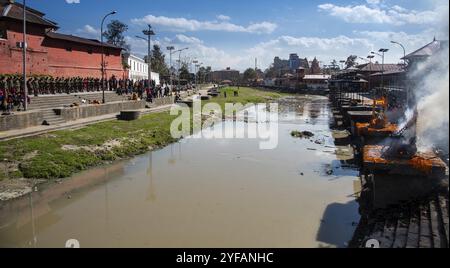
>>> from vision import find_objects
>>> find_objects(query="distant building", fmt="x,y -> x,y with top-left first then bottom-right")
123,54 -> 160,85
303,74 -> 331,90
211,67 -> 240,83
289,53 -> 301,70
273,56 -> 289,70
0,0 -> 124,78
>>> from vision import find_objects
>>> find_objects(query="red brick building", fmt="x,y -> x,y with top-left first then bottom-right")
0,0 -> 124,78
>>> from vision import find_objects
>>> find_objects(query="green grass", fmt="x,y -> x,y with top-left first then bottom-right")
0,112 -> 178,179
207,86 -> 285,109
0,87 -> 284,180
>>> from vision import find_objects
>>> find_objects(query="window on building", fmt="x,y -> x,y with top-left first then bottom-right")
0,22 -> 7,39
66,47 -> 72,52
88,49 -> 93,54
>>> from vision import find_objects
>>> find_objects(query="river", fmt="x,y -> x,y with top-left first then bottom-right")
0,95 -> 360,248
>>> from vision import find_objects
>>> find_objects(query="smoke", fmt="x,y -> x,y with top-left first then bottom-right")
408,22 -> 449,152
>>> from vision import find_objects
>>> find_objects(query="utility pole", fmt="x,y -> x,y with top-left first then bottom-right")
22,0 -> 27,111
167,46 -> 175,92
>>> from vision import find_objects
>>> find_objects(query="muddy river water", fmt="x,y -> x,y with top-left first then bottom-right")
0,95 -> 360,248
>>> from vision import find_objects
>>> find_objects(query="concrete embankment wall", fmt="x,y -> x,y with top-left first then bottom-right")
0,110 -> 44,131
55,101 -> 147,122
152,96 -> 175,106
0,96 -> 177,132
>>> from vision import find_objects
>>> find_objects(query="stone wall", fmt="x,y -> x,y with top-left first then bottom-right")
152,96 -> 175,106
0,111 -> 44,131
55,101 -> 147,122
0,97 -> 177,132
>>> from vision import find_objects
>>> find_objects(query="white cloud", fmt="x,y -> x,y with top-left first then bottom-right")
175,34 -> 203,44
126,34 -> 245,70
65,0 -> 80,4
131,15 -> 277,34
318,3 -> 441,25
76,25 -> 100,38
217,15 -> 231,21
354,29 -> 436,50
126,31 -> 435,72
366,0 -> 382,5
245,35 -> 376,69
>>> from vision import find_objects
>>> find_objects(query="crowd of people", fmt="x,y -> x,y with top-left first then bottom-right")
0,74 -> 193,114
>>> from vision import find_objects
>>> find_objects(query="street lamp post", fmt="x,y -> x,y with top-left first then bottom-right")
143,25 -> 155,88
167,46 -> 175,91
372,48 -> 389,89
101,11 -> 117,104
175,47 -> 188,90
391,40 -> 406,68
136,25 -> 155,90
22,0 -> 27,111
367,55 -> 375,92
193,60 -> 198,91
391,40 -> 408,106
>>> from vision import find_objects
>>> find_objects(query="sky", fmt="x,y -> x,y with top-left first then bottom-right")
30,0 -> 449,71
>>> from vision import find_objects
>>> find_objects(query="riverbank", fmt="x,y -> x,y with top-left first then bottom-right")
0,93 -> 361,248
0,87 -> 284,201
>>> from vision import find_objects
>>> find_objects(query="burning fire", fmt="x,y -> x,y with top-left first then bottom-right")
374,97 -> 387,107
409,156 -> 434,174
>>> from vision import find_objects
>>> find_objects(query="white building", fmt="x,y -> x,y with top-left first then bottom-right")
303,74 -> 331,90
125,54 -> 161,85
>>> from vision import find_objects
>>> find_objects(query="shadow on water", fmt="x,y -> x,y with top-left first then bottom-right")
316,201 -> 360,248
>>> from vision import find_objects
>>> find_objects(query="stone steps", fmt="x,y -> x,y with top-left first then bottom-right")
28,92 -> 130,110
41,109 -> 66,125
351,191 -> 449,248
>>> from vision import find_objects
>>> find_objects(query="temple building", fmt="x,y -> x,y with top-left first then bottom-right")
0,0 -> 124,78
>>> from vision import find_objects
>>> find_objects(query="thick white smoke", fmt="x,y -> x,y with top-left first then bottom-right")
409,35 -> 449,152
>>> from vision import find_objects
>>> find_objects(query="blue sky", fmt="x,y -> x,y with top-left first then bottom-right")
31,0 -> 449,71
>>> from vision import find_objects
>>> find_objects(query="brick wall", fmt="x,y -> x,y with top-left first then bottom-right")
0,20 -> 124,78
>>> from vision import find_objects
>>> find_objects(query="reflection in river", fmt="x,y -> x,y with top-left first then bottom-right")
0,95 -> 360,248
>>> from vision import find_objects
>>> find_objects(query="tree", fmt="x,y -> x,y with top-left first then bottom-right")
243,68 -> 257,81
330,59 -> 339,70
179,63 -> 191,81
144,45 -> 169,76
197,66 -> 212,83
103,20 -> 130,52
345,55 -> 358,69
264,65 -> 278,79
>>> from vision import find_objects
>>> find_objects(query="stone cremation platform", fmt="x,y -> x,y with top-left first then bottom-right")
363,145 -> 447,177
